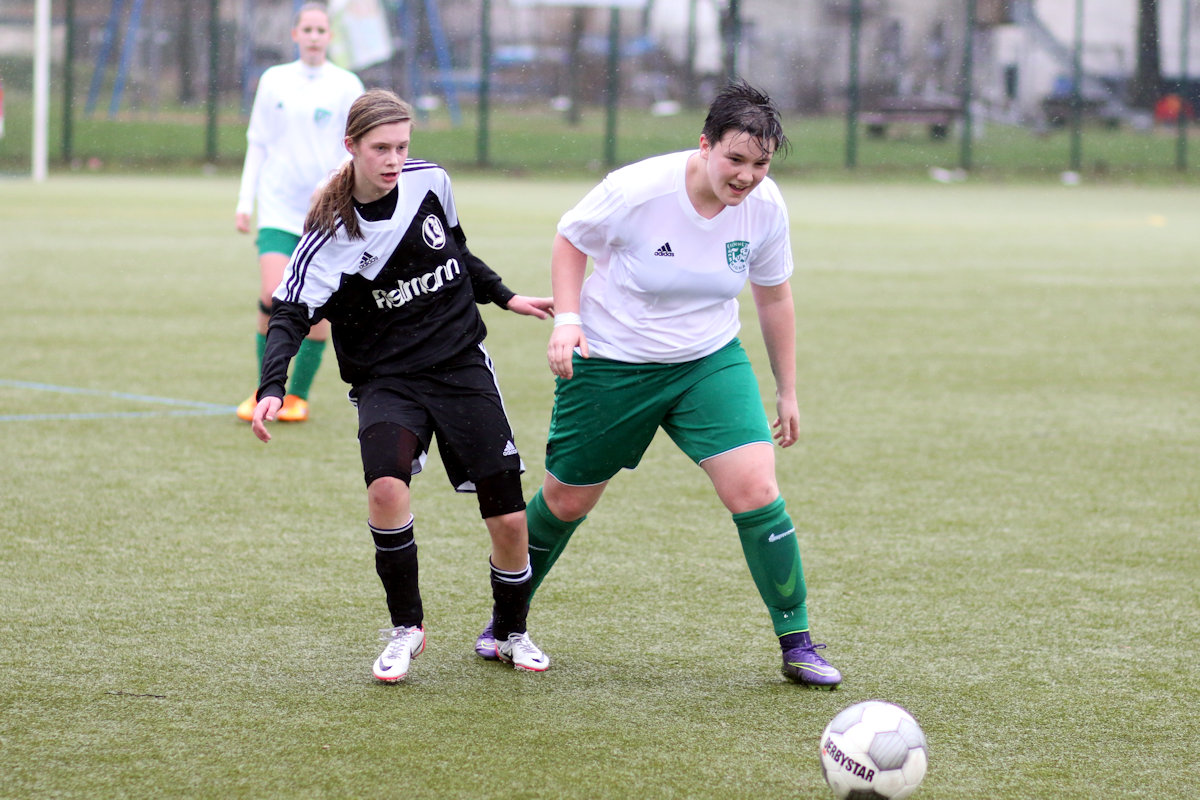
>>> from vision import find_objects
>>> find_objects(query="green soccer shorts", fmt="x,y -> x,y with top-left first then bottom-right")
256,227 -> 302,258
544,338 -> 773,486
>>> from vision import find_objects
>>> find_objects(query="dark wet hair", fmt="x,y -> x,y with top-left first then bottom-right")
701,79 -> 790,159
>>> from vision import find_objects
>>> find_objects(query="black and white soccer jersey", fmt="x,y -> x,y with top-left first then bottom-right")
258,159 -> 515,400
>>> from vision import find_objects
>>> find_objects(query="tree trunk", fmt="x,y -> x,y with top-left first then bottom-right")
1131,0 -> 1162,109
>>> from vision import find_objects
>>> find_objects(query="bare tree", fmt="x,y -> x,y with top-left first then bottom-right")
1131,0 -> 1162,108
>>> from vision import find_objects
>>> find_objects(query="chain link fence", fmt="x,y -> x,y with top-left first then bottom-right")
0,0 -> 1196,177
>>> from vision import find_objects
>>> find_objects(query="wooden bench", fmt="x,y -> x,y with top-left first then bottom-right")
861,98 -> 962,140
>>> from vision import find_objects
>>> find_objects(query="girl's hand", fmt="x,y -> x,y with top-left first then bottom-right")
771,395 -> 801,448
251,396 -> 283,442
506,295 -> 554,319
547,323 -> 587,379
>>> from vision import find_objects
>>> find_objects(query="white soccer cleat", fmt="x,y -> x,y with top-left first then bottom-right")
496,631 -> 550,672
373,625 -> 425,682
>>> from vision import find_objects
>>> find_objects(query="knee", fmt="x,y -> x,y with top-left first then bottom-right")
543,483 -> 595,522
489,510 -> 525,539
486,510 -> 527,556
724,478 -> 780,515
367,477 -> 409,515
309,319 -> 331,340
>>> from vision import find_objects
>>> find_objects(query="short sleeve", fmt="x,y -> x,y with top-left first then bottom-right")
747,181 -> 794,286
556,175 -> 628,260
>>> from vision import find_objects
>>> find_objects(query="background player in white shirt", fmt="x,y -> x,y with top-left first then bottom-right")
474,81 -> 843,688
235,2 -> 364,423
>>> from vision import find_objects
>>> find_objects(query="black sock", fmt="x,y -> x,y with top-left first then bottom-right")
489,559 -> 532,641
371,518 -> 422,628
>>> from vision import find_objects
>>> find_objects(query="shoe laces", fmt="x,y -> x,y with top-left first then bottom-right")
379,625 -> 418,654
787,641 -> 829,660
506,632 -> 537,656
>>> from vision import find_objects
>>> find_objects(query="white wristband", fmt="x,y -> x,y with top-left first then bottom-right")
553,312 -> 582,328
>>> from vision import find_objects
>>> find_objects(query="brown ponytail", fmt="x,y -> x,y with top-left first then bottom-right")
304,88 -> 415,241
305,161 -> 357,238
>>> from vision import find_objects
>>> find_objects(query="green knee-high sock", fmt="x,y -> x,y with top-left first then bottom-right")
733,496 -> 809,637
288,338 -> 327,400
255,331 -> 267,372
527,488 -> 586,597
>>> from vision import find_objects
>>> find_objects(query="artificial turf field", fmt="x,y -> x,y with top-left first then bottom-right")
1,175 -> 1197,799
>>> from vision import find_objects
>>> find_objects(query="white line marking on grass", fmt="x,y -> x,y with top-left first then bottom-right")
0,379 -> 236,422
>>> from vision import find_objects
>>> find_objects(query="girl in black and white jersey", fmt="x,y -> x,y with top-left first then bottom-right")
250,88 -> 554,682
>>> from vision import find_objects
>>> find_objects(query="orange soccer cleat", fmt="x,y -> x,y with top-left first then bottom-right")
277,394 -> 310,422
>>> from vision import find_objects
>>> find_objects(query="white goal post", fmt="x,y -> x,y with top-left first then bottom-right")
32,0 -> 51,181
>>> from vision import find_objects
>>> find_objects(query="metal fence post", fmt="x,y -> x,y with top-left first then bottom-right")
604,6 -> 620,168
845,0 -> 861,170
1069,0 -> 1084,172
959,0 -> 976,171
205,0 -> 220,163
477,0 -> 492,168
63,0 -> 76,164
1177,0 -> 1192,171
724,0 -> 741,83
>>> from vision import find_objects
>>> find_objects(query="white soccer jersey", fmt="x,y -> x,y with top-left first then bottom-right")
236,60 -> 364,235
557,150 -> 794,364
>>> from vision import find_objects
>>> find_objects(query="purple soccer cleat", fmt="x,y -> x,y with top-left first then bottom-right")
781,631 -> 842,689
474,619 -> 499,661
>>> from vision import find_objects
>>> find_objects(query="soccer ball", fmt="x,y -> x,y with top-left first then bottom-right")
819,700 -> 928,799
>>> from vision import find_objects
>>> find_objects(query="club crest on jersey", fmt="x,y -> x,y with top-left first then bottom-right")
313,108 -> 333,126
422,215 -> 447,250
725,240 -> 750,273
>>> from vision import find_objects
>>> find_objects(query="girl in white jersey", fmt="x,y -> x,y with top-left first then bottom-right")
250,89 -> 554,682
234,2 -> 364,424
474,81 -> 843,689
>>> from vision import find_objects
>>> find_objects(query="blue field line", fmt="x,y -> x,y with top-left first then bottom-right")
0,379 -> 237,422
0,409 -> 236,422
